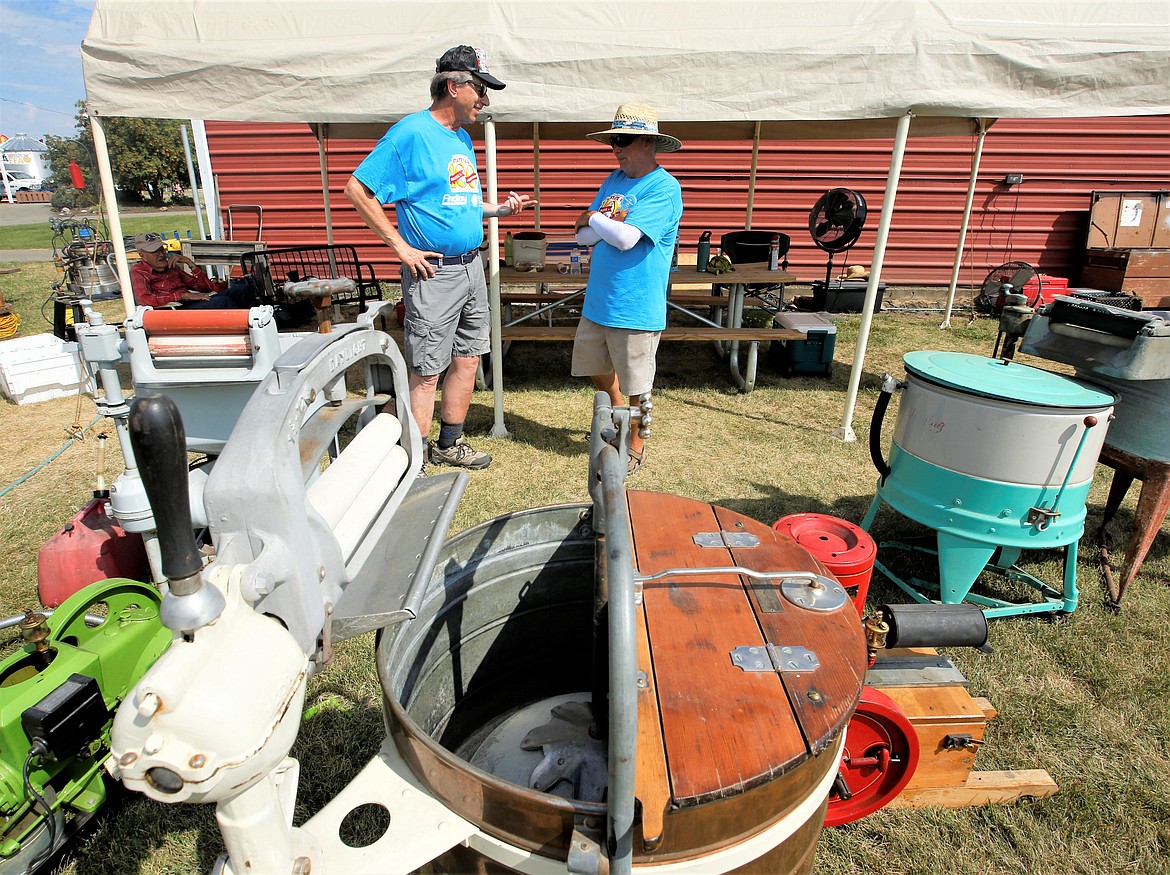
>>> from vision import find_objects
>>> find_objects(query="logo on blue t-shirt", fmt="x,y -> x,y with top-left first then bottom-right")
448,155 -> 480,191
599,193 -> 636,221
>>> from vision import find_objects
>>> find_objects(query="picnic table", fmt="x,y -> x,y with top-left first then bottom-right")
488,263 -> 800,392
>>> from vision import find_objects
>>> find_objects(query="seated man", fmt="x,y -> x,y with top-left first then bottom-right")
129,232 -> 256,309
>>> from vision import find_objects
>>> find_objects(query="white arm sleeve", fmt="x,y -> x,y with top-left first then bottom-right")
588,211 -> 644,251
575,225 -> 602,246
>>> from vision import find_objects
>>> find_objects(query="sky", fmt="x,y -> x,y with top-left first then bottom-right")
0,0 -> 97,142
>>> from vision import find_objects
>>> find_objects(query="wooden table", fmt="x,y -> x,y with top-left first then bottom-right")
487,264 -> 798,392
1097,443 -> 1170,607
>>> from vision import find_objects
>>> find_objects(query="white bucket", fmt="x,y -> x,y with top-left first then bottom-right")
512,233 -> 547,270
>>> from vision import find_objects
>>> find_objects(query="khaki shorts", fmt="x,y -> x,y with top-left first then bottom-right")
571,315 -> 660,396
400,255 -> 490,376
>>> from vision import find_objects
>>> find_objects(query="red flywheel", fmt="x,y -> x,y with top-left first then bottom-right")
824,686 -> 920,826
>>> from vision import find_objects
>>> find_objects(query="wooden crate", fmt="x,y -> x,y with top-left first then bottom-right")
871,649 -> 1058,809
1080,247 -> 1170,309
1087,191 -> 1170,250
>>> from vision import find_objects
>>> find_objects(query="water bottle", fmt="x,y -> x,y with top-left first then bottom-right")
768,234 -> 780,271
569,248 -> 581,275
696,230 -> 711,272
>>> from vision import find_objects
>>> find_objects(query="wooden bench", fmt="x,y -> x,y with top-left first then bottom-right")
500,325 -> 800,342
499,291 -> 733,307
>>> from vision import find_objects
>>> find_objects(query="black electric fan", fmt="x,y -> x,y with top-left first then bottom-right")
808,188 -> 868,285
975,261 -> 1040,313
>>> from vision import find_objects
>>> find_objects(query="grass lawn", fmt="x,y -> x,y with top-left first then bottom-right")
0,261 -> 1167,874
0,215 -> 201,252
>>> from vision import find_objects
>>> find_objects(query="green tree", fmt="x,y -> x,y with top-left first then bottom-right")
44,101 -> 191,205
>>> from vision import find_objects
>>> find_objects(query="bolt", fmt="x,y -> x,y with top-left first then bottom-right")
189,754 -> 206,769
808,690 -> 824,703
119,752 -> 138,767
137,692 -> 162,719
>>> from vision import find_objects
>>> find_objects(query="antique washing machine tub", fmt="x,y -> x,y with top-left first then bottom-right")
378,486 -> 866,874
862,351 -> 1115,617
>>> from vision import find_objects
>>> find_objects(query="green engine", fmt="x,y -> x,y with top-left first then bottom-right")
0,579 -> 170,872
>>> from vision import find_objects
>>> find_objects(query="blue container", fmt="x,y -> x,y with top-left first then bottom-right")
863,352 -> 1115,616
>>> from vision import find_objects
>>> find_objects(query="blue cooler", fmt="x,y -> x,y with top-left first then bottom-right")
769,312 -> 836,377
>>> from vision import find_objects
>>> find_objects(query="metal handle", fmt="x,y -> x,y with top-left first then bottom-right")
128,394 -> 224,633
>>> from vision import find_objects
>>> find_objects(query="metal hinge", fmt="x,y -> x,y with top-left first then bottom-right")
730,643 -> 820,673
693,531 -> 760,548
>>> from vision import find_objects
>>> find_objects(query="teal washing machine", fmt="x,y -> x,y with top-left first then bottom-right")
862,352 -> 1115,618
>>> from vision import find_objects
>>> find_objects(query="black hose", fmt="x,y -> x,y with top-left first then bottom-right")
23,740 -> 58,872
869,384 -> 894,484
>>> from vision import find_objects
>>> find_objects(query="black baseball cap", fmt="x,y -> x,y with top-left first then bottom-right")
436,45 -> 505,90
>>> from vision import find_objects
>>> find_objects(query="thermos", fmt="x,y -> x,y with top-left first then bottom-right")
696,230 -> 711,272
768,234 -> 780,271
504,231 -> 514,266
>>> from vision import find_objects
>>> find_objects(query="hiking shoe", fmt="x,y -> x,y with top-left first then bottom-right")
428,437 -> 492,470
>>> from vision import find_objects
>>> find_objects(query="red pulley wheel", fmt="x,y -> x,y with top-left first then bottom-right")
824,686 -> 919,827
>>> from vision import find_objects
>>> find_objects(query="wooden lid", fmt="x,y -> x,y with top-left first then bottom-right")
629,490 -> 866,807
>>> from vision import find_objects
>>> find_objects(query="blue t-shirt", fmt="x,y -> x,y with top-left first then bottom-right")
582,166 -> 683,331
353,110 -> 485,256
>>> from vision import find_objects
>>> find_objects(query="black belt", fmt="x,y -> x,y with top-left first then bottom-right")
427,250 -> 480,267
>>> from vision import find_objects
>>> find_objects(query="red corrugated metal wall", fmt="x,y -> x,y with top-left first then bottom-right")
206,115 -> 1170,287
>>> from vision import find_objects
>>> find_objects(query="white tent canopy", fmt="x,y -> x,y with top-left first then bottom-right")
82,0 -> 1170,437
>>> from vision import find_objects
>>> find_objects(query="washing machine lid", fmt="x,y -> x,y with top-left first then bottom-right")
903,351 -> 1115,408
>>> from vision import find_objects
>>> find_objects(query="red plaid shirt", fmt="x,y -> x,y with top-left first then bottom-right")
130,260 -> 214,308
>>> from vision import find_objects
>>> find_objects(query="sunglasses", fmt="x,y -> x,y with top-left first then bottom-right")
463,79 -> 487,98
610,133 -> 642,148
142,233 -> 162,242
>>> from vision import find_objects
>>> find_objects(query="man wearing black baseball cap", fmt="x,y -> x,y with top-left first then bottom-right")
344,46 -> 532,471
435,45 -> 506,90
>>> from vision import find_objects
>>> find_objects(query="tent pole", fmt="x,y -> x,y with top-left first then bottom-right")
745,121 -> 761,229
941,119 -> 989,328
191,120 -> 220,239
484,116 -> 509,438
834,110 -> 913,443
180,125 -> 207,240
90,112 -> 134,320
315,125 -> 335,245
533,122 -> 542,231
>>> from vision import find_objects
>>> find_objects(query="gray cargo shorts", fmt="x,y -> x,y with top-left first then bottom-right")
400,254 -> 490,376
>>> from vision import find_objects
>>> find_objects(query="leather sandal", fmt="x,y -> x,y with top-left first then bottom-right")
627,445 -> 647,476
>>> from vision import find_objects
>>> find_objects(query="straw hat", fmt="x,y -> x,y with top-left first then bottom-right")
587,103 -> 682,152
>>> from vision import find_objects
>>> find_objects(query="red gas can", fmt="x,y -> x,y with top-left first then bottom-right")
37,498 -> 150,607
771,513 -> 876,615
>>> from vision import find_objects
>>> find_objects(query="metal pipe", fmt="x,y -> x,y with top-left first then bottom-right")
484,115 -> 509,438
942,120 -> 989,329
191,120 -> 220,239
745,121 -> 761,229
315,125 -> 335,246
532,122 -> 542,231
598,443 -> 636,875
836,110 -> 914,442
180,125 -> 208,240
89,112 -> 134,320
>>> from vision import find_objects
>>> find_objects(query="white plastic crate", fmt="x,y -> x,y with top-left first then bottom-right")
0,333 -> 92,405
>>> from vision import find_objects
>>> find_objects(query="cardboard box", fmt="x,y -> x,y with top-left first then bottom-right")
0,334 -> 92,405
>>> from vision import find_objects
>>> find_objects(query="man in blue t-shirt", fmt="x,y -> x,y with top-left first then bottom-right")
571,103 -> 684,476
345,45 -> 532,470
